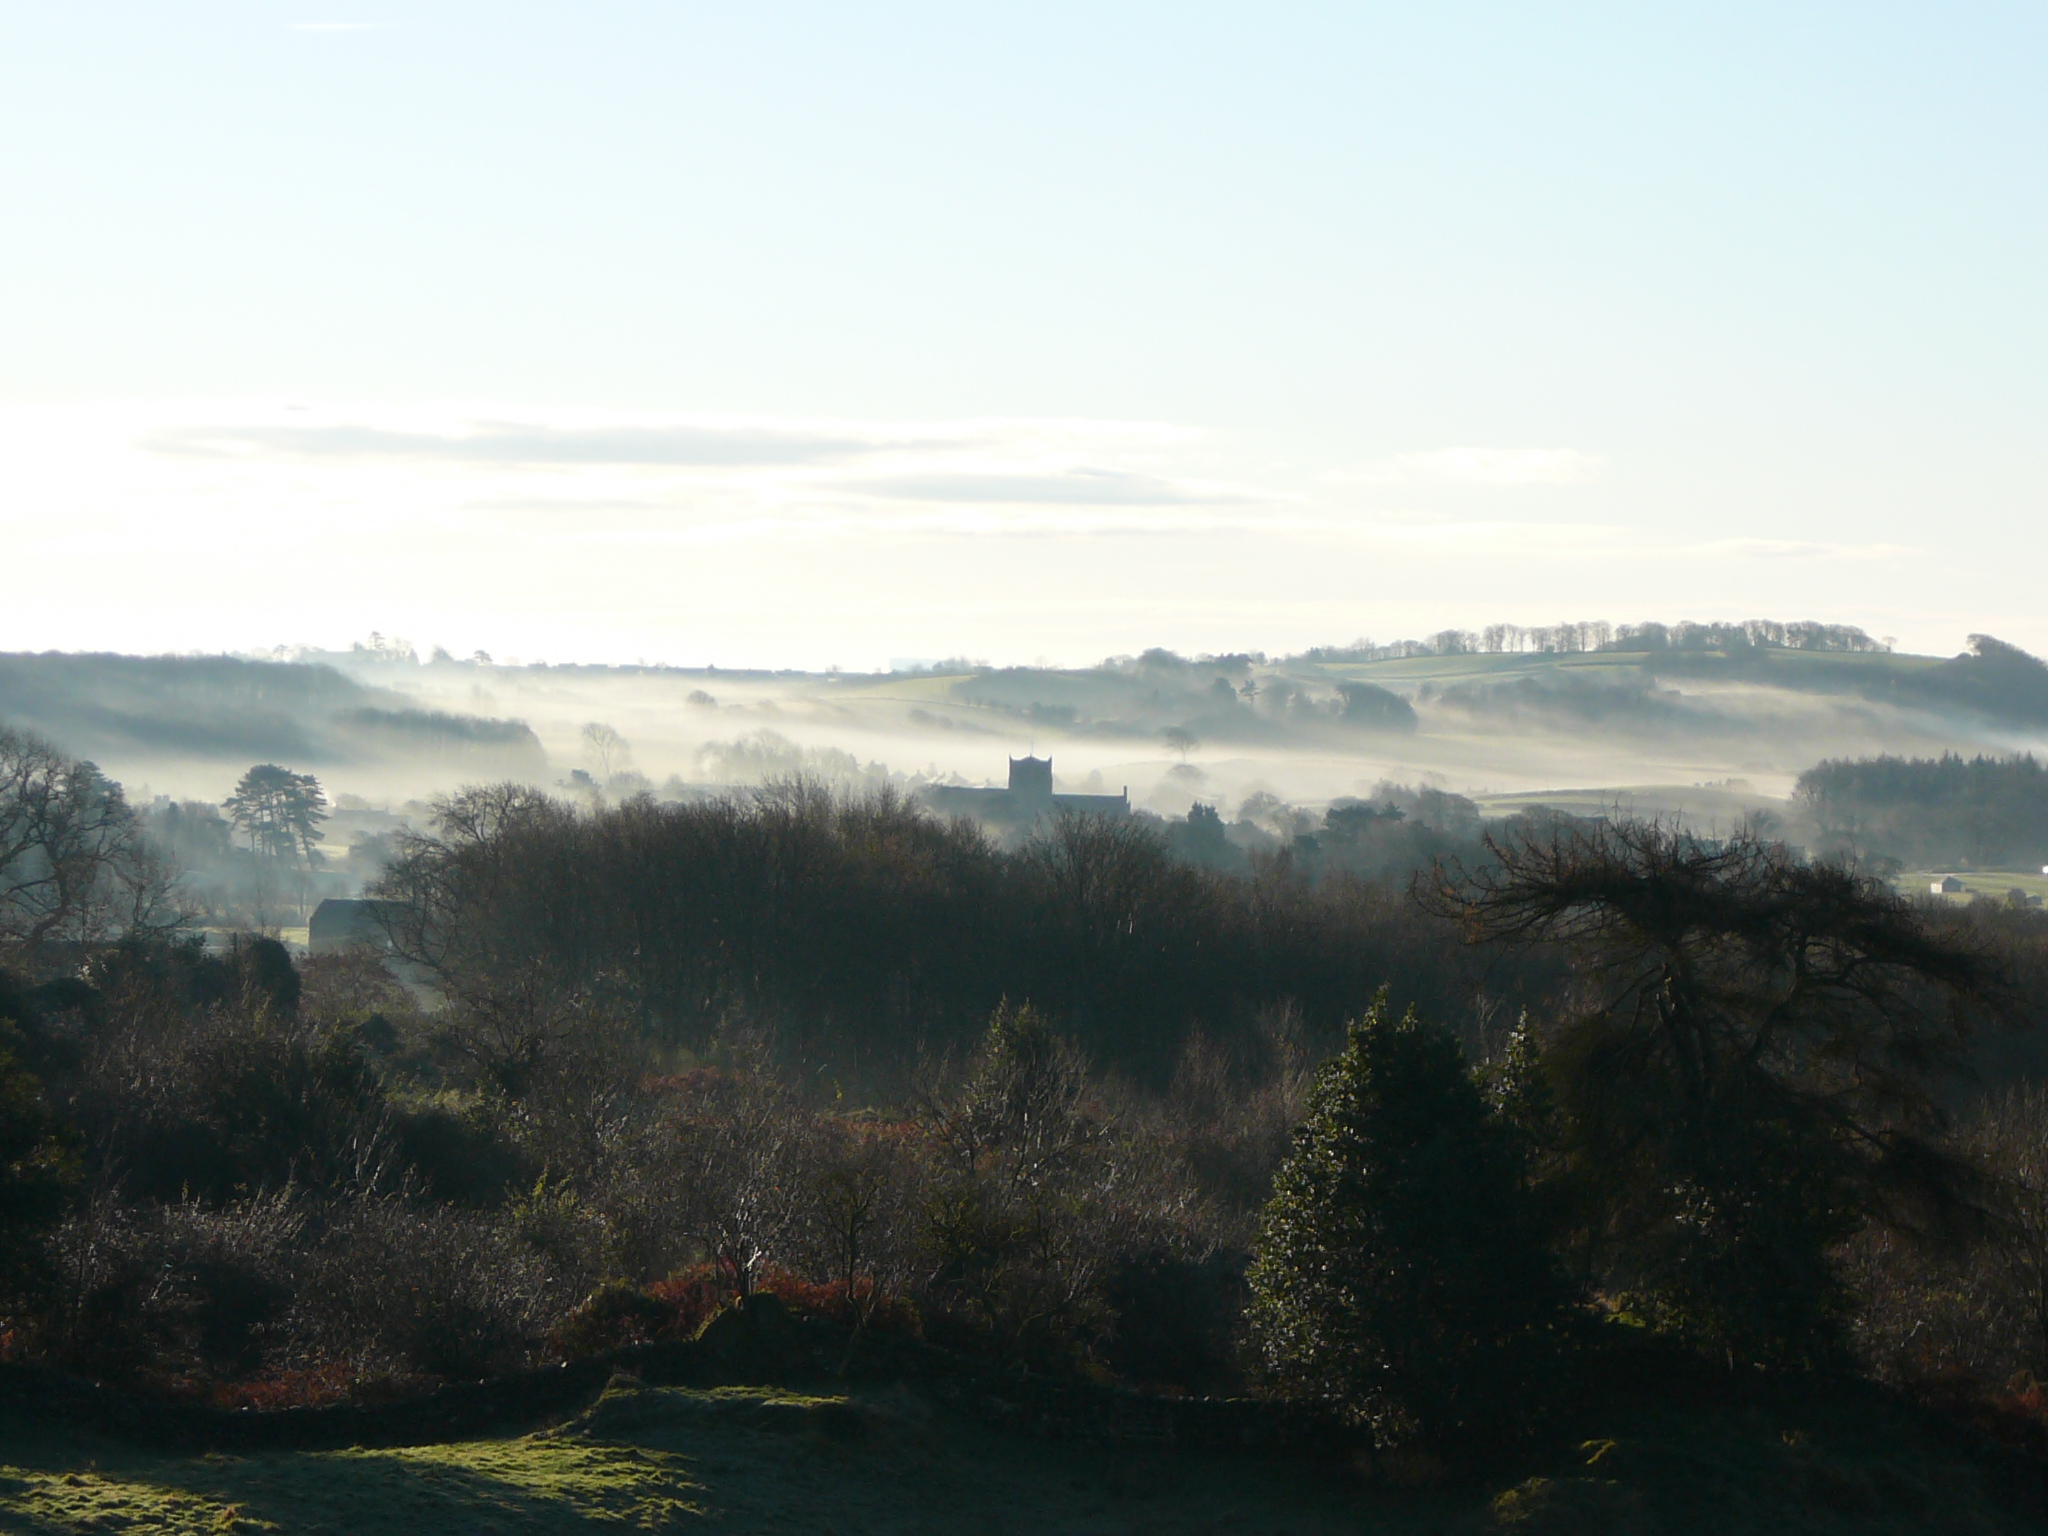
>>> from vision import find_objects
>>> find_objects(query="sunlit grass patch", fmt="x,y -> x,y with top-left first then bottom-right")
337,1436 -> 705,1525
2,1378 -> 2039,1533
0,1430 -> 707,1535
555,1380 -> 875,1452
0,1386 -> 905,1534
0,1466 -> 279,1532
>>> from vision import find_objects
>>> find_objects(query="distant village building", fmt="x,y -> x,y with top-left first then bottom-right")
924,756 -> 1129,826
308,898 -> 408,955
1932,875 -> 1965,894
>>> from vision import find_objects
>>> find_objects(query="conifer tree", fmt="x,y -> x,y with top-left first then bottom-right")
1247,997 -> 1560,1447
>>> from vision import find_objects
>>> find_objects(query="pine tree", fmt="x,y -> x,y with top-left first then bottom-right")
225,765 -> 328,866
1247,997 -> 1561,1448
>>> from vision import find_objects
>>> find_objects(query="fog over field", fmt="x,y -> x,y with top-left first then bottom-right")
10,622 -> 2046,848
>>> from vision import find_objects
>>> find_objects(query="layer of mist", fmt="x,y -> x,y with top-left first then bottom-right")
4,623 -> 2046,906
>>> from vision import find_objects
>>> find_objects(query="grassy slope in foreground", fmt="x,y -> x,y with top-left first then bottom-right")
0,1377 -> 2040,1535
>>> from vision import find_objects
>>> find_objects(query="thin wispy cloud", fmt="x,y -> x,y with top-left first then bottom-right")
1686,537 -> 1916,561
844,468 -> 1262,507
1329,448 -> 1606,487
497,507 -> 1283,547
149,421 -> 893,468
0,397 -> 1988,669
134,407 -> 1273,530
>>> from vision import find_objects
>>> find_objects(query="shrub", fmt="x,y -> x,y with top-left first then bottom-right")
290,1200 -> 564,1381
1246,998 -> 1561,1448
915,1002 -> 1195,1368
647,1264 -> 732,1336
1099,1248 -> 1245,1394
390,1095 -> 534,1206
757,1266 -> 921,1337
227,936 -> 301,1019
551,1280 -> 676,1357
68,996 -> 394,1205
0,1032 -> 78,1315
649,1263 -> 921,1342
40,1193 -> 303,1386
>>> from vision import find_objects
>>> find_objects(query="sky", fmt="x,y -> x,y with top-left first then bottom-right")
1,3 -> 2043,670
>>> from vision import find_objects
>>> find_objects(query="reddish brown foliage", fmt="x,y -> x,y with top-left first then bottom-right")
546,1263 -> 924,1364
208,1362 -> 358,1412
1906,1369 -> 2048,1459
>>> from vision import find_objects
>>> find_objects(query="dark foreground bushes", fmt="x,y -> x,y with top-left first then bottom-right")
4,792 -> 2048,1465
0,958 -> 1270,1403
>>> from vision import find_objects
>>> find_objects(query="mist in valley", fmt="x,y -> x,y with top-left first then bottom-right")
8,619 -> 2048,925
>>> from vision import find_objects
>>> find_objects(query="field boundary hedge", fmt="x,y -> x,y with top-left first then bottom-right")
0,1294 -> 1348,1457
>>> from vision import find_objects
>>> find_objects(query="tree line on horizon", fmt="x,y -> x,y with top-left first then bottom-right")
1299,616 -> 1892,663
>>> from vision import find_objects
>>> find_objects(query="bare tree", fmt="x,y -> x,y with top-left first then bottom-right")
664,1066 -> 812,1296
0,727 -> 179,968
581,723 -> 629,784
1974,1088 -> 2048,1372
804,1124 -> 916,1325
372,784 -> 597,1091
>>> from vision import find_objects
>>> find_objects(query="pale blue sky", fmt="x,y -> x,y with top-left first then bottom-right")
1,4 -> 2042,667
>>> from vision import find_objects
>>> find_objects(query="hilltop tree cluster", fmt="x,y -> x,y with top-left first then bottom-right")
1302,617 -> 1889,663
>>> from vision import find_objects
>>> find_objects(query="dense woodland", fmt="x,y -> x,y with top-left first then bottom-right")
368,778 -> 1541,1089
5,721 -> 2048,1462
1799,751 -> 2048,870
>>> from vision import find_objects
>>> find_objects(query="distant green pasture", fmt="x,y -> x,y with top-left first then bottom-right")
1903,869 -> 2048,906
1303,646 -> 1942,692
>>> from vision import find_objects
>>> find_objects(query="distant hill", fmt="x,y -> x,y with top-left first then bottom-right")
5,624 -> 2043,814
0,652 -> 547,783
872,631 -> 2046,769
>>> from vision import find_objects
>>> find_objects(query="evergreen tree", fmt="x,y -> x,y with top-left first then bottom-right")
225,765 -> 328,867
1247,997 -> 1561,1448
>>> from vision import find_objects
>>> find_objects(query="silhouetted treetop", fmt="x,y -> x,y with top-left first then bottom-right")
1421,819 -> 2012,1363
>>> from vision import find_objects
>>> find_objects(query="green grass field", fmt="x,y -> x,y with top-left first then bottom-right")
1902,869 -> 2048,907
0,1381 -> 1373,1535
1305,644 -> 1949,699
0,1375 -> 2038,1534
